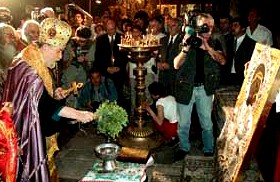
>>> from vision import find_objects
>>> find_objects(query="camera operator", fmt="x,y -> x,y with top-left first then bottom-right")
173,13 -> 226,160
35,7 -> 56,22
63,26 -> 95,71
64,3 -> 93,28
61,26 -> 95,108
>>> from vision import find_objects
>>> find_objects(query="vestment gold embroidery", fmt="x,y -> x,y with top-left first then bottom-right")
21,43 -> 54,97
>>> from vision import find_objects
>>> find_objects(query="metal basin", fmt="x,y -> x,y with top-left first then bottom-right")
94,143 -> 120,171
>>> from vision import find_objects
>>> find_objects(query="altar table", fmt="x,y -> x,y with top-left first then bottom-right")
79,160 -> 146,182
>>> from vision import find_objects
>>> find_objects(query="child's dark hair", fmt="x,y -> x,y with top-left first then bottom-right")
89,66 -> 111,94
75,26 -> 92,39
132,24 -> 143,34
89,66 -> 101,75
148,82 -> 166,97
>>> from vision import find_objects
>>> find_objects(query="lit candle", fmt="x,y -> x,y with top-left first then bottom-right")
112,57 -> 115,66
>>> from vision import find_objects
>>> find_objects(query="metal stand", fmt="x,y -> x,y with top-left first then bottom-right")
117,45 -> 164,149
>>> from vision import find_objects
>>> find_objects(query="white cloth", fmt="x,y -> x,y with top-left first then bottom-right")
168,33 -> 179,44
108,34 -> 115,43
246,24 -> 273,46
156,95 -> 178,123
276,89 -> 280,113
90,23 -> 96,40
235,34 -> 246,51
128,62 -> 136,78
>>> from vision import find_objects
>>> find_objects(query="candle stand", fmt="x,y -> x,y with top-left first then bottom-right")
117,45 -> 164,149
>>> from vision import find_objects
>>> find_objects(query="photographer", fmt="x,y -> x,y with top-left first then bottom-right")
40,7 -> 55,18
64,3 -> 93,28
174,13 -> 226,69
31,7 -> 56,23
61,26 -> 95,107
173,13 -> 226,160
63,26 -> 95,71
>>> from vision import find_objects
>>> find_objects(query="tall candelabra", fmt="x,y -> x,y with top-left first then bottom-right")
118,44 -> 164,149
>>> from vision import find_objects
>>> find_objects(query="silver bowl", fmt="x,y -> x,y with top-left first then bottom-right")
94,143 -> 120,171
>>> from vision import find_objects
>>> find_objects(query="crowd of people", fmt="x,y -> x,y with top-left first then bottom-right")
0,3 -> 279,182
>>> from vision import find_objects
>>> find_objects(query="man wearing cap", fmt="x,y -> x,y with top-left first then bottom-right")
1,18 -> 95,181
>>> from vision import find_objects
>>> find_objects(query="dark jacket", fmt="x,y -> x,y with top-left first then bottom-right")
94,32 -> 127,78
159,33 -> 183,95
77,76 -> 118,109
94,33 -> 128,104
174,48 -> 221,105
221,34 -> 256,85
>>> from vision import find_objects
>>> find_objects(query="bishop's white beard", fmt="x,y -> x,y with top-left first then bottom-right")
1,43 -> 17,69
3,43 -> 17,59
49,62 -> 56,69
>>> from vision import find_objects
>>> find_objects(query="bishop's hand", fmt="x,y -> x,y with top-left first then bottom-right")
76,111 -> 97,123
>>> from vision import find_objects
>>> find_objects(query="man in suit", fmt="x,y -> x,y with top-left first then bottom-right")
94,18 -> 128,107
158,17 -> 183,96
246,7 -> 273,46
218,14 -> 234,57
221,16 -> 256,86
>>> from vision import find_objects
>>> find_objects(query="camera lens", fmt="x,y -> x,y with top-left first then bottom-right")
186,35 -> 202,48
196,23 -> 210,34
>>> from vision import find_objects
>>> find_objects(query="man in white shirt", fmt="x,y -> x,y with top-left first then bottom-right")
246,7 -> 273,46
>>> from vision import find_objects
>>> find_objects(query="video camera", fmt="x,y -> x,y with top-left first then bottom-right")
68,3 -> 76,10
183,11 -> 210,48
76,47 -> 89,57
31,7 -> 47,22
67,3 -> 79,18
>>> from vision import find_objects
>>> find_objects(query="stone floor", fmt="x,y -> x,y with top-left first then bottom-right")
55,105 -> 211,181
55,122 -> 206,182
56,124 -> 106,181
55,122 -> 263,182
